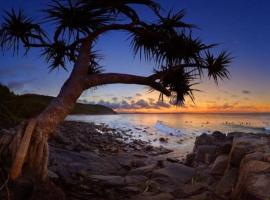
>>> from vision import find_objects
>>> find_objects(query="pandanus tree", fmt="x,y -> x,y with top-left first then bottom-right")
0,0 -> 231,181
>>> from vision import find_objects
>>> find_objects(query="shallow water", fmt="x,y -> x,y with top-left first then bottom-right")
66,113 -> 270,157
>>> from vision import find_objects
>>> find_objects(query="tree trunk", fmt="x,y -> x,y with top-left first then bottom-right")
0,39 -> 170,182
7,39 -> 92,181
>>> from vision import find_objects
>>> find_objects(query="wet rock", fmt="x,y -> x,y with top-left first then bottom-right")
159,137 -> 168,143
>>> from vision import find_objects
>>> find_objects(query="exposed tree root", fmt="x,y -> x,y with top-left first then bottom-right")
9,119 -> 37,180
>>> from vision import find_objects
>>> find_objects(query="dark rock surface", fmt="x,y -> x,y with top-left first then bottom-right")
2,121 -> 270,200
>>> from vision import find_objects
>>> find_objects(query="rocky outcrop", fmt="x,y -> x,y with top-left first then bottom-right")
2,121 -> 270,200
186,131 -> 270,200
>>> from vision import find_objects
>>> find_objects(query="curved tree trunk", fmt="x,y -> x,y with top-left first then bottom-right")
7,39 -> 92,181
0,39 -> 170,182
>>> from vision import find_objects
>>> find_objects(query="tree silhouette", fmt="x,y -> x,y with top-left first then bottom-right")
0,0 -> 231,181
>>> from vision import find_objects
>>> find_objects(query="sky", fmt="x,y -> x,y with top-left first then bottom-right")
0,0 -> 270,113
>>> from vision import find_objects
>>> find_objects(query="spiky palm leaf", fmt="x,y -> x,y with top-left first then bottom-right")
78,0 -> 160,22
206,51 -> 231,84
155,67 -> 199,106
44,0 -> 110,41
0,9 -> 45,53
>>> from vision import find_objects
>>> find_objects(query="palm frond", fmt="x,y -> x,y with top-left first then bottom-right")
78,0 -> 160,22
206,51 -> 232,84
155,67 -> 199,106
44,0 -> 111,41
0,9 -> 46,54
41,41 -> 69,71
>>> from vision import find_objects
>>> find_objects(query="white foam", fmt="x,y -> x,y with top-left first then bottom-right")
264,127 -> 270,131
154,120 -> 183,136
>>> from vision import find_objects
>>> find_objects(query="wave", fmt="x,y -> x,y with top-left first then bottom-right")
265,127 -> 270,131
154,120 -> 183,136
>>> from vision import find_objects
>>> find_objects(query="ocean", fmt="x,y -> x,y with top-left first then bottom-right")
66,113 -> 270,157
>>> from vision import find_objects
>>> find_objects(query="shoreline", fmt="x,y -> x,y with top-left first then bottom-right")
2,120 -> 270,199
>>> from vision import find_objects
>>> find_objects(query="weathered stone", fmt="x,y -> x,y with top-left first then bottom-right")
129,164 -> 156,176
48,170 -> 59,179
228,135 -> 270,167
215,168 -> 238,198
232,159 -> 270,200
195,145 -> 217,164
212,131 -> 226,140
90,175 -> 125,186
173,183 -> 207,198
125,175 -> 147,186
152,162 -> 195,184
242,173 -> 270,200
210,154 -> 229,175
131,192 -> 174,200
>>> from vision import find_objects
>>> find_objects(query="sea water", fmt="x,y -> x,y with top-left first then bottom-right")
66,113 -> 270,157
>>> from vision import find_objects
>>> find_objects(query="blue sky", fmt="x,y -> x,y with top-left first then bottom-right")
0,0 -> 270,112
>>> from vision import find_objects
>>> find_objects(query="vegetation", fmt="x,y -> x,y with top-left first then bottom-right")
0,84 -> 115,128
0,0 -> 232,181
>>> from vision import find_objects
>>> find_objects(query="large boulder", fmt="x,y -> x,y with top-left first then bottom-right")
210,154 -> 229,176
228,135 -> 270,168
215,168 -> 238,198
151,162 -> 195,193
232,159 -> 270,200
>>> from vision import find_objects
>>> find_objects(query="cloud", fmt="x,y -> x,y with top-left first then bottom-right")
242,90 -> 251,94
135,99 -> 149,107
93,98 -> 172,110
123,96 -> 133,100
155,101 -> 171,108
135,93 -> 142,97
112,97 -> 118,102
7,79 -> 36,91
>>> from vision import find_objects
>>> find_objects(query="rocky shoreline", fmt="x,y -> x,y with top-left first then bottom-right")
1,121 -> 270,200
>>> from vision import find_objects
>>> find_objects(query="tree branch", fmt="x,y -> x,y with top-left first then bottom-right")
84,73 -> 171,97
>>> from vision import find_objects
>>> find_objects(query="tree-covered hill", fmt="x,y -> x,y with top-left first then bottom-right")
0,84 -> 115,128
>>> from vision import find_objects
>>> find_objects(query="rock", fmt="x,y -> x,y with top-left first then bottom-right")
48,170 -> 59,179
125,175 -> 147,186
210,154 -> 229,175
90,175 -> 125,186
195,145 -> 217,164
151,163 -> 195,192
129,164 -> 156,176
185,153 -> 195,166
166,157 -> 179,163
212,131 -> 226,139
215,168 -> 238,198
242,173 -> 270,200
30,180 -> 65,200
159,137 -> 168,143
173,183 -> 207,198
180,191 -> 211,200
228,135 -> 270,167
232,159 -> 270,200
131,193 -> 174,200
